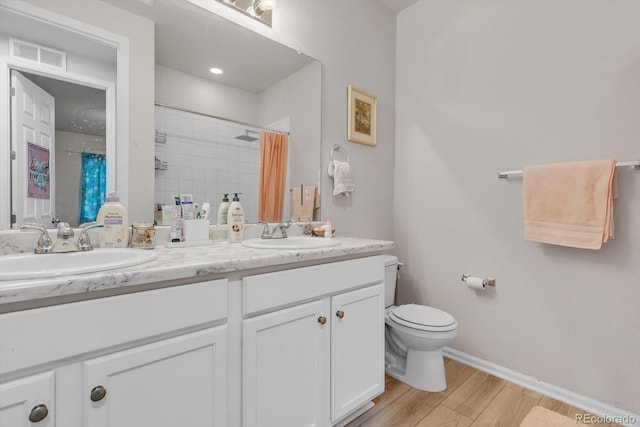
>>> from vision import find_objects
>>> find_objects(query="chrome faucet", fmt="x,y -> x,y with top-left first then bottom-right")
258,221 -> 291,239
51,222 -> 77,253
20,221 -> 104,253
270,222 -> 290,239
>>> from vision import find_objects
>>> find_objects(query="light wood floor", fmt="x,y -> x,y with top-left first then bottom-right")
346,358 -> 621,427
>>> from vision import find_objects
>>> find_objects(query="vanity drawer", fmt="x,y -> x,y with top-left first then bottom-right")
242,255 -> 384,316
0,279 -> 227,374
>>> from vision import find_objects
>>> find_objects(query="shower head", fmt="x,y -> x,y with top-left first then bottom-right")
235,130 -> 260,142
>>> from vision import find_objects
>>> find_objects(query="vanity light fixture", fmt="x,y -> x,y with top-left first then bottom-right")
213,0 -> 274,26
247,0 -> 275,17
209,67 -> 224,75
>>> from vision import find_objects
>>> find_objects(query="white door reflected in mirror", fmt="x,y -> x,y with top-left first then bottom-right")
11,70 -> 56,227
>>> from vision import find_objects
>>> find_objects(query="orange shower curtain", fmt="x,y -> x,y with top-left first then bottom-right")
258,131 -> 289,222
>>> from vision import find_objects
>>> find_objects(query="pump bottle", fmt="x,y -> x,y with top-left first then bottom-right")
216,193 -> 230,225
96,191 -> 129,248
227,193 -> 245,242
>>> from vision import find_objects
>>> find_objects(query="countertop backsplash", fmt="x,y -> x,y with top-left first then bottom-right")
0,221 -> 325,255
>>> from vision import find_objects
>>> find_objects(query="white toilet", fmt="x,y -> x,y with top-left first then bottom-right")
384,255 -> 458,392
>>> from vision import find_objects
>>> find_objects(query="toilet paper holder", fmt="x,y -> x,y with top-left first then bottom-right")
461,274 -> 496,287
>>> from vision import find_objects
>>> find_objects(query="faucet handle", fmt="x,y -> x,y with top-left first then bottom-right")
77,222 -> 103,251
21,223 -> 53,254
56,222 -> 74,239
281,222 -> 290,238
259,221 -> 271,239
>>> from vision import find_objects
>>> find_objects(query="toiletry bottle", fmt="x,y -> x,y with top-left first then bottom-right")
216,193 -> 230,225
323,219 -> 333,238
96,191 -> 130,248
201,203 -> 210,221
227,193 -> 245,242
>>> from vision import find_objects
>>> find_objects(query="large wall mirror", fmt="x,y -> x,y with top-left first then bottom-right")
106,0 -> 322,224
0,1 -> 128,230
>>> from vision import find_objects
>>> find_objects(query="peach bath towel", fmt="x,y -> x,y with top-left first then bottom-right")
523,159 -> 616,249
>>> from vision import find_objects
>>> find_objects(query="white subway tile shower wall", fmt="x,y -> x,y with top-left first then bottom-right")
155,106 -> 260,223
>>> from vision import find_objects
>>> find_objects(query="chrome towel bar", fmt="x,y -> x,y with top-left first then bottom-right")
498,160 -> 640,179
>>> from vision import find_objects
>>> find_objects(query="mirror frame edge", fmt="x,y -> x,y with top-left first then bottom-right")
0,0 -> 130,229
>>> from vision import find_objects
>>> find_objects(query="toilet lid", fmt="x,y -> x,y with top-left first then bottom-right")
389,304 -> 457,332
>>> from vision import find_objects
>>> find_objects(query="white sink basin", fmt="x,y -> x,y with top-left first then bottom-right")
0,248 -> 158,280
242,236 -> 341,250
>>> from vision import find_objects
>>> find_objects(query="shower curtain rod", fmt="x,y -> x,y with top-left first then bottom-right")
64,148 -> 106,155
154,102 -> 291,136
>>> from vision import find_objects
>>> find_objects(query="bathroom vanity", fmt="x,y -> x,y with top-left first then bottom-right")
0,237 -> 393,427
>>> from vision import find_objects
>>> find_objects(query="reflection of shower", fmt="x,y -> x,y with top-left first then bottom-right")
235,130 -> 260,141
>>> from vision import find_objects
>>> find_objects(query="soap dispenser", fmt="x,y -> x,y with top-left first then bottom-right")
227,193 -> 245,242
216,193 -> 230,225
96,191 -> 129,248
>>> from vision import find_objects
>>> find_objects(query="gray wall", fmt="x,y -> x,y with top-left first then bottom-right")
272,0 -> 397,240
155,64 -> 259,125
395,0 -> 640,414
259,61 -> 322,195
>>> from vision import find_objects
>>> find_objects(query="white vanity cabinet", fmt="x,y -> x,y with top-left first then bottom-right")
330,284 -> 385,423
83,326 -> 227,427
0,279 -> 228,427
243,299 -> 329,427
241,256 -> 385,427
0,372 -> 55,426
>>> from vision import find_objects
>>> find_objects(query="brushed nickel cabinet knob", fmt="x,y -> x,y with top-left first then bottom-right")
90,385 -> 107,402
336,310 -> 345,319
318,316 -> 327,325
28,404 -> 48,422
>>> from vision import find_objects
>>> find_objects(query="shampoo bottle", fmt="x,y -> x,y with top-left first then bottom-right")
216,193 -> 230,225
227,193 -> 245,242
97,191 -> 129,248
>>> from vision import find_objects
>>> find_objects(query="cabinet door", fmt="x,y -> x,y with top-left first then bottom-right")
84,326 -> 227,427
331,284 -> 385,423
0,371 -> 55,426
243,299 -> 329,427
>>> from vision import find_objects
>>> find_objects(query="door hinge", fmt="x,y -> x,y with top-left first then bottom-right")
10,87 -> 16,96
10,150 -> 16,160
10,214 -> 17,225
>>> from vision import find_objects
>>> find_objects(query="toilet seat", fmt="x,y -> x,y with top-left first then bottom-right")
389,304 -> 457,332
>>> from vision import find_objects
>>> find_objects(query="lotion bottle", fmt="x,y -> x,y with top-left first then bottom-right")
323,219 -> 333,238
227,193 -> 245,242
97,191 -> 129,248
216,193 -> 230,225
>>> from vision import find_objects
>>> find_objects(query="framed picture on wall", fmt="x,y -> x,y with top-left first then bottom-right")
347,85 -> 377,147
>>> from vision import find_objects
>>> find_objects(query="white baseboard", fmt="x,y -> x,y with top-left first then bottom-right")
443,347 -> 640,427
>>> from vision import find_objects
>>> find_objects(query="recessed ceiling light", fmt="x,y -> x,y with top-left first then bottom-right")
209,67 -> 223,75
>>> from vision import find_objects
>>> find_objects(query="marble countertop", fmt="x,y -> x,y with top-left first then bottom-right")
0,237 -> 394,306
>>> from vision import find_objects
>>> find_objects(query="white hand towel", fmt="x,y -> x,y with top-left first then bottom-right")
328,160 -> 355,196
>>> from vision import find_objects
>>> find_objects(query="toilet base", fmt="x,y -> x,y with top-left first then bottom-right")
385,348 -> 447,392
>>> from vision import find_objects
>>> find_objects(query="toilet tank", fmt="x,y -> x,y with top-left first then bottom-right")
384,255 -> 398,307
